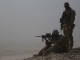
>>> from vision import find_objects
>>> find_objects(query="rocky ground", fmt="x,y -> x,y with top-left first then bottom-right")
23,48 -> 80,60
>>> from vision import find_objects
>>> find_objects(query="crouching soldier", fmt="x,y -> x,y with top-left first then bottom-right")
44,30 -> 69,55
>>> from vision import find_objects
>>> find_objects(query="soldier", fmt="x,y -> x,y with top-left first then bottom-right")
44,30 -> 69,55
38,30 -> 61,56
60,2 -> 76,49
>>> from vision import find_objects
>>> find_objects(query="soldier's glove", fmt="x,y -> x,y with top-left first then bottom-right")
42,35 -> 45,38
51,44 -> 55,47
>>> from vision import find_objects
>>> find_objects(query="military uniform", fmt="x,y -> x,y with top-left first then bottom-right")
44,35 -> 69,55
60,6 -> 76,49
38,30 -> 69,55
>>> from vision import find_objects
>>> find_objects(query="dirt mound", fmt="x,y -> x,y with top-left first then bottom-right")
24,48 -> 80,60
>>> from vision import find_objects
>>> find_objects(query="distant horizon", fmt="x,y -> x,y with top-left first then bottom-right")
0,0 -> 80,59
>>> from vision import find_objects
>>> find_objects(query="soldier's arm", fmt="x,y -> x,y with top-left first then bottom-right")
60,11 -> 65,30
70,9 -> 76,25
60,11 -> 65,23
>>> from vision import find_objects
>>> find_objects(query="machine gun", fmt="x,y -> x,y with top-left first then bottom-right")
36,33 -> 51,42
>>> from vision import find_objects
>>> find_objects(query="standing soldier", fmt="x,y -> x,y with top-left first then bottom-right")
60,2 -> 76,49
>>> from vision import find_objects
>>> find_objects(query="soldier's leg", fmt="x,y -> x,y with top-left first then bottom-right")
69,35 -> 73,48
63,26 -> 71,50
63,26 -> 67,36
67,26 -> 73,49
69,24 -> 75,48
44,44 -> 63,55
63,26 -> 69,41
64,36 -> 69,51
44,45 -> 57,55
39,46 -> 50,56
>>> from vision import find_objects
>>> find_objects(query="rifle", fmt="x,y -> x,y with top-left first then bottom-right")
36,33 -> 51,42
36,35 -> 46,42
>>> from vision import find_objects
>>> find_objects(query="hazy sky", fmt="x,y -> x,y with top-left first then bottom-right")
0,0 -> 80,51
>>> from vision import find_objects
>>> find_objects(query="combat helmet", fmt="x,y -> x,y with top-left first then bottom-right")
52,29 -> 59,36
64,2 -> 70,7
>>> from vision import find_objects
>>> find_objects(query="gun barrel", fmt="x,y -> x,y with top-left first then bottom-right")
35,36 -> 42,37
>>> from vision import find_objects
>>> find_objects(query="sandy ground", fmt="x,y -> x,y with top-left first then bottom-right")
24,48 -> 80,60
0,53 -> 33,60
1,48 -> 80,60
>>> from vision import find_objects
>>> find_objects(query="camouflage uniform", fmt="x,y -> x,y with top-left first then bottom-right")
60,2 -> 76,49
44,35 -> 69,54
39,30 -> 60,56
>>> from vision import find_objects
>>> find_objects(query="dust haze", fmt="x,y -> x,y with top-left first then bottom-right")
0,0 -> 80,56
